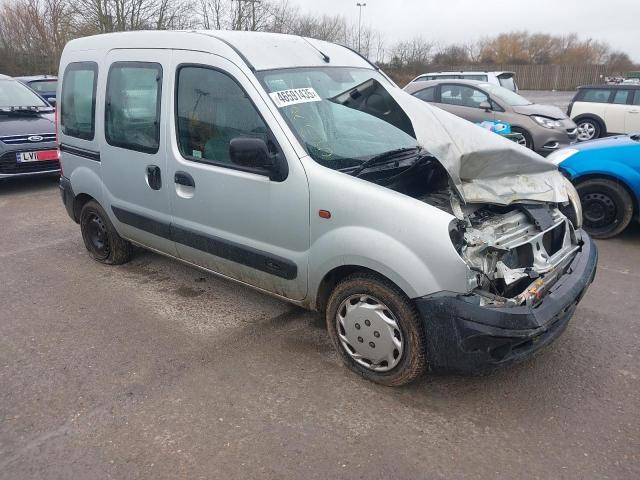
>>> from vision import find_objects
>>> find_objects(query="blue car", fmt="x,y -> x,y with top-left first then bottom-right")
15,75 -> 58,106
549,134 -> 640,238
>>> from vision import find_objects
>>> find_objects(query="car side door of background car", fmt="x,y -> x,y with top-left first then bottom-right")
604,89 -> 633,134
166,50 -> 309,301
100,49 -> 176,256
626,91 -> 640,133
437,83 -> 495,124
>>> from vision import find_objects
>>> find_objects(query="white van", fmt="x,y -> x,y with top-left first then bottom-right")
408,71 -> 519,92
58,31 -> 596,385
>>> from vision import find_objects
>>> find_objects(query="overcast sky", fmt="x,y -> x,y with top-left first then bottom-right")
290,0 -> 640,62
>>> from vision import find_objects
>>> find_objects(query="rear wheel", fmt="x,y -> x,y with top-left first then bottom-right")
576,178 -> 633,238
80,200 -> 132,264
576,118 -> 601,142
325,273 -> 427,386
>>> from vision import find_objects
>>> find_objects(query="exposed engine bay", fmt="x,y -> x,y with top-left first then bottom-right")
360,153 -> 583,307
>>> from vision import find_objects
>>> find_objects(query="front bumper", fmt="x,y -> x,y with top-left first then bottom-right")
0,142 -> 60,178
532,120 -> 578,155
415,232 -> 598,374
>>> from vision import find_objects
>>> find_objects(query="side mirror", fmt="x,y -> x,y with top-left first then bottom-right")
48,98 -> 57,107
229,137 -> 287,181
479,101 -> 492,111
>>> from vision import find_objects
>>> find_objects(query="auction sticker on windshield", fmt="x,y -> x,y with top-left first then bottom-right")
269,88 -> 321,108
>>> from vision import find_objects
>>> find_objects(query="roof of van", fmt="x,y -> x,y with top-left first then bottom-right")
63,30 -> 373,72
419,71 -> 515,76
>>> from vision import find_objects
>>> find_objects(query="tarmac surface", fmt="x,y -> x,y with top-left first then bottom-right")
1,176 -> 638,479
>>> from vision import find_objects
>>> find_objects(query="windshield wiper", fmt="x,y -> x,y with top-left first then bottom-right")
351,147 -> 421,177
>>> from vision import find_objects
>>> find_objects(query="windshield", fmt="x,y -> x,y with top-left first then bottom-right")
478,83 -> 531,106
28,80 -> 57,93
257,67 -> 418,170
0,79 -> 49,108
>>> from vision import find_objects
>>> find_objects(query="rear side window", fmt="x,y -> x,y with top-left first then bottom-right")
612,90 -> 631,104
413,86 -> 436,102
61,62 -> 97,140
175,66 -> 269,166
105,62 -> 162,154
462,74 -> 488,81
580,89 -> 612,103
634,91 -> 640,105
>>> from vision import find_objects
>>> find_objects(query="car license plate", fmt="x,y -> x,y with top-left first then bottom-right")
16,150 -> 59,163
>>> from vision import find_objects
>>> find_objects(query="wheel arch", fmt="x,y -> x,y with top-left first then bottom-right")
314,265 -> 408,314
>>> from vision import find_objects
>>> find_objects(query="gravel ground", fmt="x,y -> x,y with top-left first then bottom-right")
0,176 -> 638,479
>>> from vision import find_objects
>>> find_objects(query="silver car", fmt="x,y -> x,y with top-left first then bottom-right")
58,31 -> 596,386
404,79 -> 578,155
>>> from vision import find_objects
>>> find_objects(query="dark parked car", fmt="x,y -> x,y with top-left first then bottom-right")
0,74 -> 59,179
16,75 -> 58,106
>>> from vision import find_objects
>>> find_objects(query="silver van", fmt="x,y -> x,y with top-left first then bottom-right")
58,31 -> 597,386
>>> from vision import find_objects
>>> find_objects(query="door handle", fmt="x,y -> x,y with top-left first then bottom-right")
629,110 -> 640,114
174,171 -> 195,187
146,165 -> 162,190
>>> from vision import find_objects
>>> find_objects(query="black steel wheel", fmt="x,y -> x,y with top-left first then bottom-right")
80,200 -> 132,264
577,178 -> 634,238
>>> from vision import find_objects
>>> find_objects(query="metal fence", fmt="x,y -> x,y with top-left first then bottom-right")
427,64 -> 609,91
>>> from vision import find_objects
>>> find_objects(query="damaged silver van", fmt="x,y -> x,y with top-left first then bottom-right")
58,31 -> 597,386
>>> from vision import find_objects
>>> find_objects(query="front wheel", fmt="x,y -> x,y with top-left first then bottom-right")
511,127 -> 533,150
325,273 -> 427,386
577,178 -> 634,238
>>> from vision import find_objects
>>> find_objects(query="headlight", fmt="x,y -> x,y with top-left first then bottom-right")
531,115 -> 562,129
560,177 -> 583,229
547,148 -> 579,166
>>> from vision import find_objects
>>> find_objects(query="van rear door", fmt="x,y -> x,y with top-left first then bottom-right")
497,72 -> 518,92
100,49 -> 176,256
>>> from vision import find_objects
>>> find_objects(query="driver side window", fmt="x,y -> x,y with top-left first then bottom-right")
176,66 -> 268,166
441,84 -> 489,109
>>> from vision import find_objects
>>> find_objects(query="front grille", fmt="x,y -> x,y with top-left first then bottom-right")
0,150 -> 59,174
0,133 -> 56,145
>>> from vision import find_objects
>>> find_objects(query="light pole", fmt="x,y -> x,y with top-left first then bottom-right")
356,2 -> 366,53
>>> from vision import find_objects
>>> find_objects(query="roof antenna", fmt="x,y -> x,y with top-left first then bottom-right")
301,37 -> 330,63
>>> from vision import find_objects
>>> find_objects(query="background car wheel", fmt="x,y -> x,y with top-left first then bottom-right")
511,127 -> 533,150
325,272 -> 427,386
80,200 -> 132,264
576,118 -> 601,142
576,178 -> 633,238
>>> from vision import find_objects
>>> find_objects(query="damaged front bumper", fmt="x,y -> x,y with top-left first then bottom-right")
415,232 -> 597,374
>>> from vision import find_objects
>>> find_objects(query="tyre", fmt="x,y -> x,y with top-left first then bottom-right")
325,273 -> 427,386
511,127 -> 533,150
576,178 -> 634,238
80,200 -> 132,264
576,118 -> 602,142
